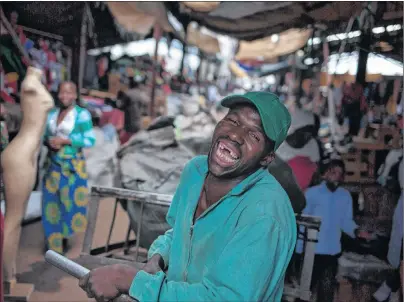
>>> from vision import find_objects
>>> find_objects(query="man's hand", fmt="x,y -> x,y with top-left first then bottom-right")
79,264 -> 138,302
142,254 -> 164,275
49,137 -> 70,150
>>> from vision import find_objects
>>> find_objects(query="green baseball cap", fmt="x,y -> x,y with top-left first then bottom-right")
221,91 -> 291,150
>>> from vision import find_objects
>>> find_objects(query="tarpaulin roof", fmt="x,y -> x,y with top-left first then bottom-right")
0,2 -> 142,48
107,2 -> 156,36
107,2 -> 221,54
235,28 -> 313,63
167,2 -> 403,41
186,24 -> 220,55
169,2 -> 362,41
182,2 -> 221,13
107,2 -> 178,36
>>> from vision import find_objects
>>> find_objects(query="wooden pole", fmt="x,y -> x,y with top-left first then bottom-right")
179,26 -> 189,77
287,55 -> 296,104
65,47 -> 73,81
0,6 -> 32,65
197,52 -> 204,94
356,2 -> 378,85
78,4 -> 88,92
20,25 -> 63,42
179,40 -> 187,77
149,24 -> 161,118
356,33 -> 371,85
323,38 -> 336,142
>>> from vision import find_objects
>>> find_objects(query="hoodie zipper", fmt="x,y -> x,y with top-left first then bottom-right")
183,224 -> 194,281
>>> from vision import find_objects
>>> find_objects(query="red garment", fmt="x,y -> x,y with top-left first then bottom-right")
0,90 -> 15,104
46,51 -> 57,90
119,130 -> 134,145
287,156 -> 318,192
162,84 -> 172,95
342,82 -> 368,112
100,109 -> 124,131
47,51 -> 56,63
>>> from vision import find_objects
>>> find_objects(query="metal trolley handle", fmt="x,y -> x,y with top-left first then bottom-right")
45,250 -> 136,302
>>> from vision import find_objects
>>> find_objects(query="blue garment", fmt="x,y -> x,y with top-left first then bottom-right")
101,124 -> 118,143
129,155 -> 297,302
42,157 -> 89,253
45,105 -> 96,158
296,182 -> 357,255
388,194 -> 403,268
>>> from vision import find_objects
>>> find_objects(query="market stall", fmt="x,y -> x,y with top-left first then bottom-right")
0,3 -> 151,300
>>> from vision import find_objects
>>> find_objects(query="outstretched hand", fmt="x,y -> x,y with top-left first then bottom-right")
79,264 -> 138,302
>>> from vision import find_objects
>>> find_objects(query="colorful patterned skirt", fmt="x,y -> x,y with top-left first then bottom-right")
42,155 -> 89,253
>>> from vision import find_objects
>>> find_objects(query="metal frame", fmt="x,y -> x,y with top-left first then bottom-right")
82,186 -> 172,260
284,214 -> 321,301
83,186 -> 320,301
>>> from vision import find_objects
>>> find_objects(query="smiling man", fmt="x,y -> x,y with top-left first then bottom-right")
79,92 -> 296,302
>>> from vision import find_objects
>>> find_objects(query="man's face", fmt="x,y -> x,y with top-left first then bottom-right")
324,165 -> 344,191
208,104 -> 274,179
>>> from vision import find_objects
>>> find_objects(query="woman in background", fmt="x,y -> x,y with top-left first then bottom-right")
42,82 -> 95,253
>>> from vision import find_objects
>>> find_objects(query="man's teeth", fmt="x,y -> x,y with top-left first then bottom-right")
218,143 -> 239,162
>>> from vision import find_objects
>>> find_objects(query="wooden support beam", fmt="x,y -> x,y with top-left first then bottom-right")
356,2 -> 378,85
78,3 -> 88,92
356,33 -> 371,85
149,23 -> 162,118
20,25 -> 63,42
0,5 -> 32,65
179,36 -> 187,76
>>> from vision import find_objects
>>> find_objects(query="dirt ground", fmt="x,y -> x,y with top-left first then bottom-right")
13,197 -> 375,302
15,197 -> 132,302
